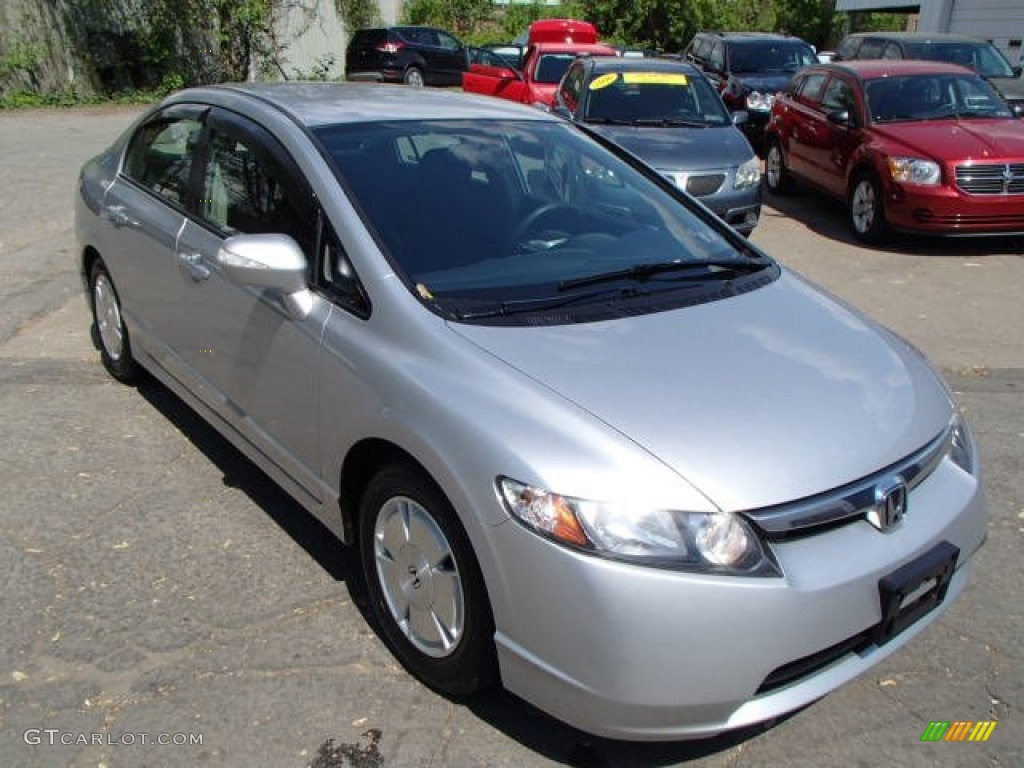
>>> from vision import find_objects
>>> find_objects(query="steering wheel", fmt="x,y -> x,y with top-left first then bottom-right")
508,203 -> 579,250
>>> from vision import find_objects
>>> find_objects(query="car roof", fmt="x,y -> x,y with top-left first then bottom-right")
164,82 -> 556,127
843,31 -> 991,44
587,57 -> 701,77
812,59 -> 977,79
709,32 -> 808,44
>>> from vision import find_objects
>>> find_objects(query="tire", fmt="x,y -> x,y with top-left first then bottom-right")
89,259 -> 141,383
764,139 -> 794,195
848,172 -> 890,243
358,463 -> 497,696
403,67 -> 424,87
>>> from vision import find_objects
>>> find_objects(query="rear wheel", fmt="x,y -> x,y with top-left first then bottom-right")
90,260 -> 141,383
403,67 -> 424,87
764,139 -> 794,195
848,172 -> 890,243
359,463 -> 496,696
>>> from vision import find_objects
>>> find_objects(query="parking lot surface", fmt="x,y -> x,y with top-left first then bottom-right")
0,106 -> 1021,767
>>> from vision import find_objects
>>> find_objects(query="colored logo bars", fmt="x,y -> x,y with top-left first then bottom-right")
921,720 -> 997,742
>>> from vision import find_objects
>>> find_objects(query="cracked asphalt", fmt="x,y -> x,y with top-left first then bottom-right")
0,106 -> 1021,768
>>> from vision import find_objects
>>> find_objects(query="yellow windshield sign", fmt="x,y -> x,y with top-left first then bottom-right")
588,73 -> 619,90
622,72 -> 688,85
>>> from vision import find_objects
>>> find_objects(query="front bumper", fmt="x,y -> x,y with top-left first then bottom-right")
482,452 -> 985,740
885,182 -> 1024,235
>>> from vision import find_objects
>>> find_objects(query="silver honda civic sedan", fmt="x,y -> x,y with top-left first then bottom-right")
76,82 -> 986,741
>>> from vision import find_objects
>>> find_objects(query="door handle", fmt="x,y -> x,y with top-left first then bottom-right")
177,251 -> 211,281
101,205 -> 139,229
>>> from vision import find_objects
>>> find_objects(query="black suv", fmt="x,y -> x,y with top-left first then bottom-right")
834,32 -> 1024,114
684,32 -> 817,149
345,26 -> 468,87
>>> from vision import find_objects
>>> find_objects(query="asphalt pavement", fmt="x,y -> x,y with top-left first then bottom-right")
0,106 -> 1021,768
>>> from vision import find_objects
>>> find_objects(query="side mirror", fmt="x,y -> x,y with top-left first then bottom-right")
731,109 -> 750,126
826,108 -> 853,126
217,233 -> 313,320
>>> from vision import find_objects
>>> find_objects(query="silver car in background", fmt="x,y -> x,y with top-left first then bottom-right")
76,83 -> 985,741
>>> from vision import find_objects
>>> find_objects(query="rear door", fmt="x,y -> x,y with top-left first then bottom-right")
434,29 -> 468,85
780,71 -> 827,180
100,104 -> 206,375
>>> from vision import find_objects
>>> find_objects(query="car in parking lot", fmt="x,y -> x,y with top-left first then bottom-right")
345,25 -> 468,87
552,56 -> 762,235
833,32 -> 1024,113
684,31 -> 818,149
76,81 -> 986,741
764,59 -> 1024,241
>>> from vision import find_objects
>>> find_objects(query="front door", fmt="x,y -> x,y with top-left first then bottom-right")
171,108 -> 328,504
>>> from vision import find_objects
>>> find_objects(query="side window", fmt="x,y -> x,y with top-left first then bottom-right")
836,37 -> 862,60
436,31 -> 461,51
123,115 -> 203,206
857,38 -> 885,59
559,64 -> 583,112
710,42 -> 726,71
796,72 -> 827,104
199,125 -> 316,261
821,77 -> 857,118
318,214 -> 369,316
881,43 -> 903,60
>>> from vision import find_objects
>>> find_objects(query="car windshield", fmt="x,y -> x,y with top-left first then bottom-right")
866,73 -> 1013,123
903,41 -> 1016,78
728,42 -> 817,73
312,120 -> 769,321
534,54 -> 578,84
583,70 -> 731,126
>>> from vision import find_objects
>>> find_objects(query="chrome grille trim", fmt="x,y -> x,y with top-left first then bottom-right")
744,425 -> 952,537
955,163 -> 1024,195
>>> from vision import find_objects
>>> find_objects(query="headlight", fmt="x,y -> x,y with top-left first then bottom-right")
498,477 -> 779,576
745,91 -> 774,111
887,156 -> 941,185
949,413 -> 976,475
734,156 -> 762,189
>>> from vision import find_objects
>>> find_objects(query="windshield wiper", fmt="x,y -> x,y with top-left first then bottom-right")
631,118 -> 710,128
585,117 -> 635,125
557,259 -> 766,292
450,286 -> 649,320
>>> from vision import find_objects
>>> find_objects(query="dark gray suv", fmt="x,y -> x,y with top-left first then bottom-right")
553,57 -> 762,235
345,26 -> 467,87
834,32 -> 1024,114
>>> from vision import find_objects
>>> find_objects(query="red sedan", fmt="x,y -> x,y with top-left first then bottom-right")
764,60 -> 1024,242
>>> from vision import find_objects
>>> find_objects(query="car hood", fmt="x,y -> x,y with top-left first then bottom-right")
987,74 -> 1024,102
449,270 -> 952,512
874,119 -> 1024,160
584,123 -> 752,169
734,73 -> 794,94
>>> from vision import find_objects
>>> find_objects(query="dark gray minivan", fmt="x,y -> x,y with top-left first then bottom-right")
834,32 -> 1024,113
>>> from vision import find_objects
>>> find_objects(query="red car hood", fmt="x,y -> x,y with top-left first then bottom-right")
875,118 -> 1024,161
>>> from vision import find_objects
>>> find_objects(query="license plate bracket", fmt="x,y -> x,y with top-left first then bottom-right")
873,540 -> 959,646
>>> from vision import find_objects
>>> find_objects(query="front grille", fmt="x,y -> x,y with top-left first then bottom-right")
955,163 -> 1024,195
686,173 -> 726,198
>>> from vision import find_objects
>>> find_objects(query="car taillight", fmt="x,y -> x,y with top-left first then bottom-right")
375,41 -> 404,54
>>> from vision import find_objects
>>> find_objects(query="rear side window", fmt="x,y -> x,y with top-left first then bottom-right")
124,113 -> 203,207
856,38 -> 886,59
351,29 -> 388,48
835,37 -> 862,60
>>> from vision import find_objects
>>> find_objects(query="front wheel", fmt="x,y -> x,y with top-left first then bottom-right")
359,463 -> 496,696
90,260 -> 141,383
848,172 -> 890,243
764,140 -> 794,195
403,67 -> 424,87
